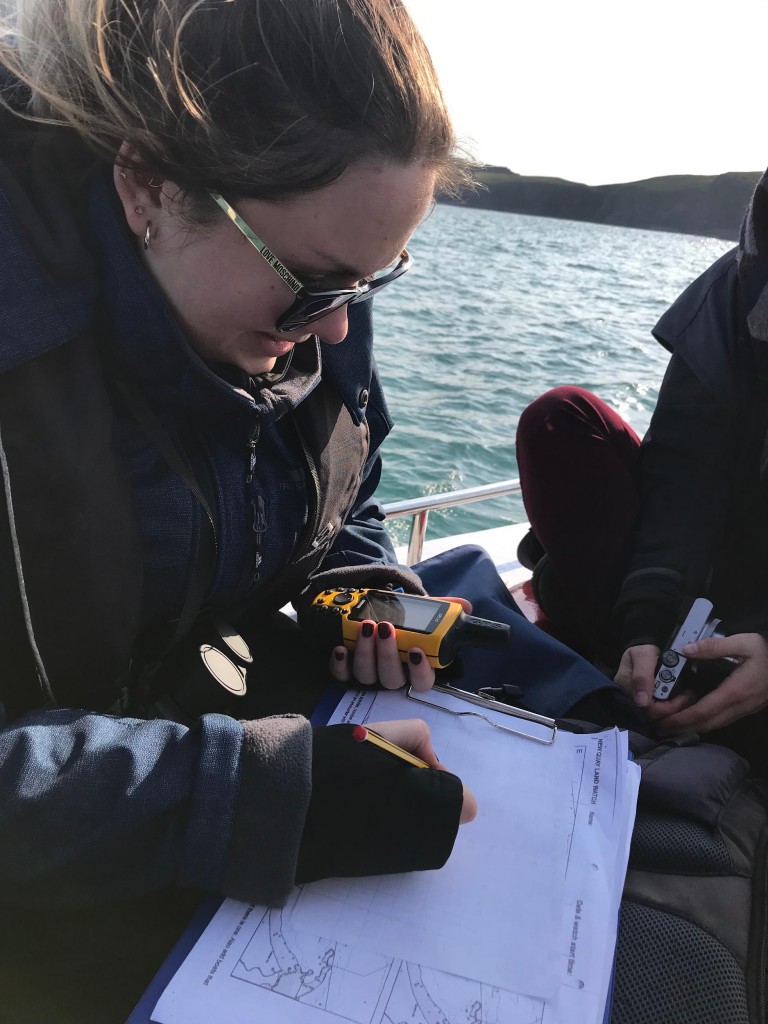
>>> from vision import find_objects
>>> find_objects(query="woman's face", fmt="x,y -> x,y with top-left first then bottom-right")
114,160 -> 436,375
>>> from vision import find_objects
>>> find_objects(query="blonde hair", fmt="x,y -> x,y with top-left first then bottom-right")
1,0 -> 470,203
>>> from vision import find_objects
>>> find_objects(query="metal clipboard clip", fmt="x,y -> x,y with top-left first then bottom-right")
405,683 -> 558,745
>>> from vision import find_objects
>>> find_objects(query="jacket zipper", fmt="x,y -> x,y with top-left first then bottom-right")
244,417 -> 265,585
292,416 -> 321,553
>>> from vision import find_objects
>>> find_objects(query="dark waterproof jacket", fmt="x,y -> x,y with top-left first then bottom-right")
0,120 -> 425,910
615,247 -> 768,649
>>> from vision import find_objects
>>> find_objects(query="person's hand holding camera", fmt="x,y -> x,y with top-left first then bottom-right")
614,643 -> 660,708
651,632 -> 768,734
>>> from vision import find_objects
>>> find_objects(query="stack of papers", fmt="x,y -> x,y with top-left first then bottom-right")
149,686 -> 639,1024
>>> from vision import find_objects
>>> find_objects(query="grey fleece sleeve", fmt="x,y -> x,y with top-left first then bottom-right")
219,714 -> 312,907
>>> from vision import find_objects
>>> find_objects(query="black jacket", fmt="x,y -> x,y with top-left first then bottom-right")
616,248 -> 768,649
0,117 -> 432,911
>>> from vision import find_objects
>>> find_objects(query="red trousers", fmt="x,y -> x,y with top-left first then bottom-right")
516,386 -> 641,653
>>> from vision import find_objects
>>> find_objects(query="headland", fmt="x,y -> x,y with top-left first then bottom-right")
442,167 -> 763,241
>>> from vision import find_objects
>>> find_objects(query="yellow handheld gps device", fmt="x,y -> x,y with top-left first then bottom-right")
302,588 -> 511,669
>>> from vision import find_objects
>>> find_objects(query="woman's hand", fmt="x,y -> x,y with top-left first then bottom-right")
329,596 -> 472,692
614,644 -> 660,708
369,718 -> 478,824
296,718 -> 477,885
650,632 -> 768,734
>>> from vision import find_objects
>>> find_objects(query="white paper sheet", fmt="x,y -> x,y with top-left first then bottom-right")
290,686 -> 571,997
151,688 -> 640,1024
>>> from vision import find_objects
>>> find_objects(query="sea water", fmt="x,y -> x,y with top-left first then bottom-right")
372,203 -> 733,544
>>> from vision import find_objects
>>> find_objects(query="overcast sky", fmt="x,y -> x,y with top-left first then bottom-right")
405,0 -> 767,185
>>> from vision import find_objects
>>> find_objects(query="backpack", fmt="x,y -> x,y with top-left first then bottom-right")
610,734 -> 768,1024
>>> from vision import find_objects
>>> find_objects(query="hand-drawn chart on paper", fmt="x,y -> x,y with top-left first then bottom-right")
232,897 -> 391,1022
209,894 -> 546,1024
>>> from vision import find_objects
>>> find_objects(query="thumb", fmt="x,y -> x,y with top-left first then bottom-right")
631,649 -> 659,707
433,764 -> 478,824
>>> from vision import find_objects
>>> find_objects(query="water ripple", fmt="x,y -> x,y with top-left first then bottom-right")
371,205 -> 732,536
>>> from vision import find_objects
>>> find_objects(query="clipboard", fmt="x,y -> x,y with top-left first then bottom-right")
127,684 -> 623,1024
405,681 -> 558,744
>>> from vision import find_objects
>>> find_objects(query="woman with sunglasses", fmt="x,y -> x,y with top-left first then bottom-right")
0,1 -> 479,1018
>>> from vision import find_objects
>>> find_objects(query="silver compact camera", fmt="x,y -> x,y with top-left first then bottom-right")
653,598 -> 739,701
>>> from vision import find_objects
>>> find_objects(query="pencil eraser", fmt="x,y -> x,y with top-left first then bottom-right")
351,725 -> 368,742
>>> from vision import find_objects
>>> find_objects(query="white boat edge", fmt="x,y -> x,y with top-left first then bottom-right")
393,520 -> 533,590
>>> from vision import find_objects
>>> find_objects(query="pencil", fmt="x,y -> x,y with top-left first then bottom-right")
351,724 -> 430,769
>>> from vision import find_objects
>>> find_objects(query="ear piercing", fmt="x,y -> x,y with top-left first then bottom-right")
120,171 -> 151,248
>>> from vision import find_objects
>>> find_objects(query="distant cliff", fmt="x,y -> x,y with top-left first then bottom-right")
441,167 -> 763,241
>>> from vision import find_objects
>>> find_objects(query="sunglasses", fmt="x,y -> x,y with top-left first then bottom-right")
209,192 -> 412,334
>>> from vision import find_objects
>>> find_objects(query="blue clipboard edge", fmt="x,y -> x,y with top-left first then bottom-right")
125,685 -> 346,1024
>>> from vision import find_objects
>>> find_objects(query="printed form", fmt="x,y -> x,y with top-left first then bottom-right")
151,687 -> 639,1024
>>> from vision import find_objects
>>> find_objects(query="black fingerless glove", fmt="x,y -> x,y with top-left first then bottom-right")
295,724 -> 463,885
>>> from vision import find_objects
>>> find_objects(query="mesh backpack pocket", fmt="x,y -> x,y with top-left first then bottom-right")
613,743 -> 768,1024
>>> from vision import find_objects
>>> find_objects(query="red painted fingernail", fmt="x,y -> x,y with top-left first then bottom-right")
361,622 -> 374,638
351,725 -> 368,742
409,651 -> 423,665
334,649 -> 345,661
378,622 -> 392,639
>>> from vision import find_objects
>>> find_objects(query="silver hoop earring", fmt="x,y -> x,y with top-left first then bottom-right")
143,223 -> 152,251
